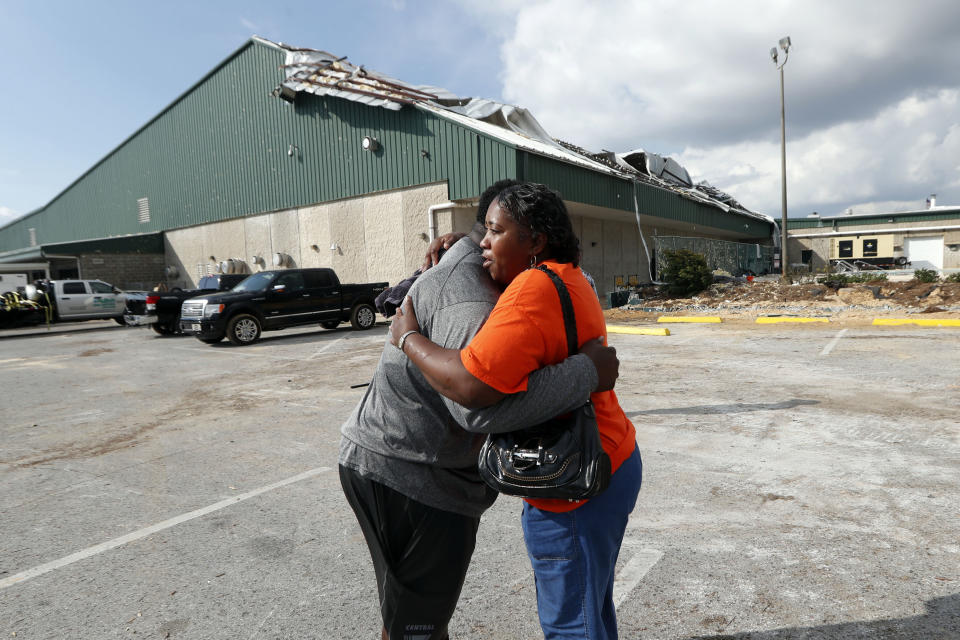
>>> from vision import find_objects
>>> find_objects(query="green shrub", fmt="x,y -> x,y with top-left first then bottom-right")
945,272 -> 960,283
661,249 -> 713,296
913,268 -> 939,283
816,272 -> 888,286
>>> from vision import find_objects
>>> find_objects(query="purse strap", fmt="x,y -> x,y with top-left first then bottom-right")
536,264 -> 577,357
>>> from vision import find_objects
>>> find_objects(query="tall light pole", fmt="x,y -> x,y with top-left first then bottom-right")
770,36 -> 791,280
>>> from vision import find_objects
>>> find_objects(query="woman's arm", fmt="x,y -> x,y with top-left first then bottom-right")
388,297 -> 506,408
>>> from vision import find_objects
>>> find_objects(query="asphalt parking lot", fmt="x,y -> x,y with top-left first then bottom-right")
1,319 -> 958,639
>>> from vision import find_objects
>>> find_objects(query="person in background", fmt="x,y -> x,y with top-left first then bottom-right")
389,182 -> 642,640
339,179 -> 621,640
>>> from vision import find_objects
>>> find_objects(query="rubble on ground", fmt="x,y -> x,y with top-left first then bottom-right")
605,279 -> 960,319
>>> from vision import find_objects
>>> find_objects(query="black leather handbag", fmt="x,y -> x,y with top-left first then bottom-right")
477,264 -> 612,500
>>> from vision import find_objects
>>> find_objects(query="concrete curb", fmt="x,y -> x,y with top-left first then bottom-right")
656,316 -> 722,323
872,318 -> 960,327
607,325 -> 670,336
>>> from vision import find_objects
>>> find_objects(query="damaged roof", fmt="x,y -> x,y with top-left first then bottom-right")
261,36 -> 770,225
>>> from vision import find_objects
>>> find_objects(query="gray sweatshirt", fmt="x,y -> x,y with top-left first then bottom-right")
338,236 -> 597,517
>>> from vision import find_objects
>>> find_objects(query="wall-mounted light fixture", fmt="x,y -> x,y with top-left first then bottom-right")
310,244 -> 320,252
209,255 -> 216,262
361,136 -> 380,152
330,242 -> 340,252
287,144 -> 300,157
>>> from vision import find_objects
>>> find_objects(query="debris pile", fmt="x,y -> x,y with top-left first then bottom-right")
606,279 -> 960,318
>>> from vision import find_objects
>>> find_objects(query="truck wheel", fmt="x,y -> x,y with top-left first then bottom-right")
350,303 -> 376,330
113,317 -> 127,326
151,323 -> 171,336
321,320 -> 340,330
198,336 -> 223,344
895,256 -> 908,266
227,313 -> 261,345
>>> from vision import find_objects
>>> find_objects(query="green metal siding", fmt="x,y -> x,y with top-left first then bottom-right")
788,209 -> 960,230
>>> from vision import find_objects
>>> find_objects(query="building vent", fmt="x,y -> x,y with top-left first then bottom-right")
196,264 -> 205,280
28,228 -> 37,247
137,197 -> 151,224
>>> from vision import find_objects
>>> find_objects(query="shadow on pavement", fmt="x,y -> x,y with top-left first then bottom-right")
625,399 -> 819,417
687,592 -> 958,639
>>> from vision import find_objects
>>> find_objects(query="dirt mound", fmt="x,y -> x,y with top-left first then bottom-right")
605,280 -> 960,320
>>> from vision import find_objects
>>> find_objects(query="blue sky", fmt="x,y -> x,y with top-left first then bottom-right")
2,0 -> 959,226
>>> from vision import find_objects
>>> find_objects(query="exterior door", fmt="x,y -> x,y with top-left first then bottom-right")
904,236 -> 943,270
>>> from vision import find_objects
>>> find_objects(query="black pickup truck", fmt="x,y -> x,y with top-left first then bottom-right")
125,274 -> 249,335
179,268 -> 388,345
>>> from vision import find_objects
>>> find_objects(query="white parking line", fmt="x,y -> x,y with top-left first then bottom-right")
613,548 -> 663,609
819,328 -> 849,356
0,466 -> 331,590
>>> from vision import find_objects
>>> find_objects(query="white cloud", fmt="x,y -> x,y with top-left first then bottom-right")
0,206 -> 22,225
460,0 -> 960,214
676,90 -> 960,215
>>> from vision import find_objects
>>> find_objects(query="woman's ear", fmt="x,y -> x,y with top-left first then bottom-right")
530,232 -> 548,258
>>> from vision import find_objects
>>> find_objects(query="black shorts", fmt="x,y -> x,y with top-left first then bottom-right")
339,465 -> 481,640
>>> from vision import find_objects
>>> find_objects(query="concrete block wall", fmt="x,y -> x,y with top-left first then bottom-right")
79,253 -> 165,291
164,182 -> 454,288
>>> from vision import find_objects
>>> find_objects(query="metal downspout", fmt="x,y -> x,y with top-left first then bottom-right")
427,202 -> 456,241
632,183 -> 653,281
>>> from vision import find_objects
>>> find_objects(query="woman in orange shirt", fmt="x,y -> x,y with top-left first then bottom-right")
389,182 -> 642,639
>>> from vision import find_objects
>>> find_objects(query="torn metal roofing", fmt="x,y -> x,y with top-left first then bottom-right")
263,37 -> 771,225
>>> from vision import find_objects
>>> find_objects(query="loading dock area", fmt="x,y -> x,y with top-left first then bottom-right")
1,323 -> 957,638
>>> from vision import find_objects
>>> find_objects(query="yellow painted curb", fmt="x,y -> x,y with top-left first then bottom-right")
873,318 -> 960,327
657,316 -> 722,323
755,317 -> 830,324
607,325 -> 671,336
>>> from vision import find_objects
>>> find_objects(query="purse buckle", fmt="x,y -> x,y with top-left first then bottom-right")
507,443 -> 558,468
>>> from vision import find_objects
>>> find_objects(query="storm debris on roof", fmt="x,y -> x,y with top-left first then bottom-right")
265,37 -> 769,223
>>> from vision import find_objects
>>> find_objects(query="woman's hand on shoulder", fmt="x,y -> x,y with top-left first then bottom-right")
388,296 -> 421,349
420,232 -> 466,271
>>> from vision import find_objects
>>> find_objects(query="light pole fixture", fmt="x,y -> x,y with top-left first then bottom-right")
771,35 -> 791,279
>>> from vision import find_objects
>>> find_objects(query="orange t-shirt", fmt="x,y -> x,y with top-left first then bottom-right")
461,260 -> 637,512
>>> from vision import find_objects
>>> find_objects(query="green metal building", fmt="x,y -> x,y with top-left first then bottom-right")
0,37 -> 775,292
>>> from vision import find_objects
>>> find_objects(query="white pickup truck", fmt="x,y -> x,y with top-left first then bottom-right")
39,279 -> 129,323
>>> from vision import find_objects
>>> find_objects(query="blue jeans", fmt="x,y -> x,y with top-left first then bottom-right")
521,446 -> 642,640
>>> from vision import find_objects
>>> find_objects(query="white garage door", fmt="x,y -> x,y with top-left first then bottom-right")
904,236 -> 943,270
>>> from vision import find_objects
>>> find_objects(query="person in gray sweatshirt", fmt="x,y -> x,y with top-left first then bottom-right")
339,180 -> 619,640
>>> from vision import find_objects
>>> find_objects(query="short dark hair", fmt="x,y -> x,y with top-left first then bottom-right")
495,183 -> 580,266
477,179 -> 521,223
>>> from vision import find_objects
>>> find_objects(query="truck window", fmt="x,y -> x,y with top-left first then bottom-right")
89,281 -> 114,294
197,276 -> 213,289
233,272 -> 274,292
62,282 -> 87,294
304,270 -> 334,288
274,272 -> 305,292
